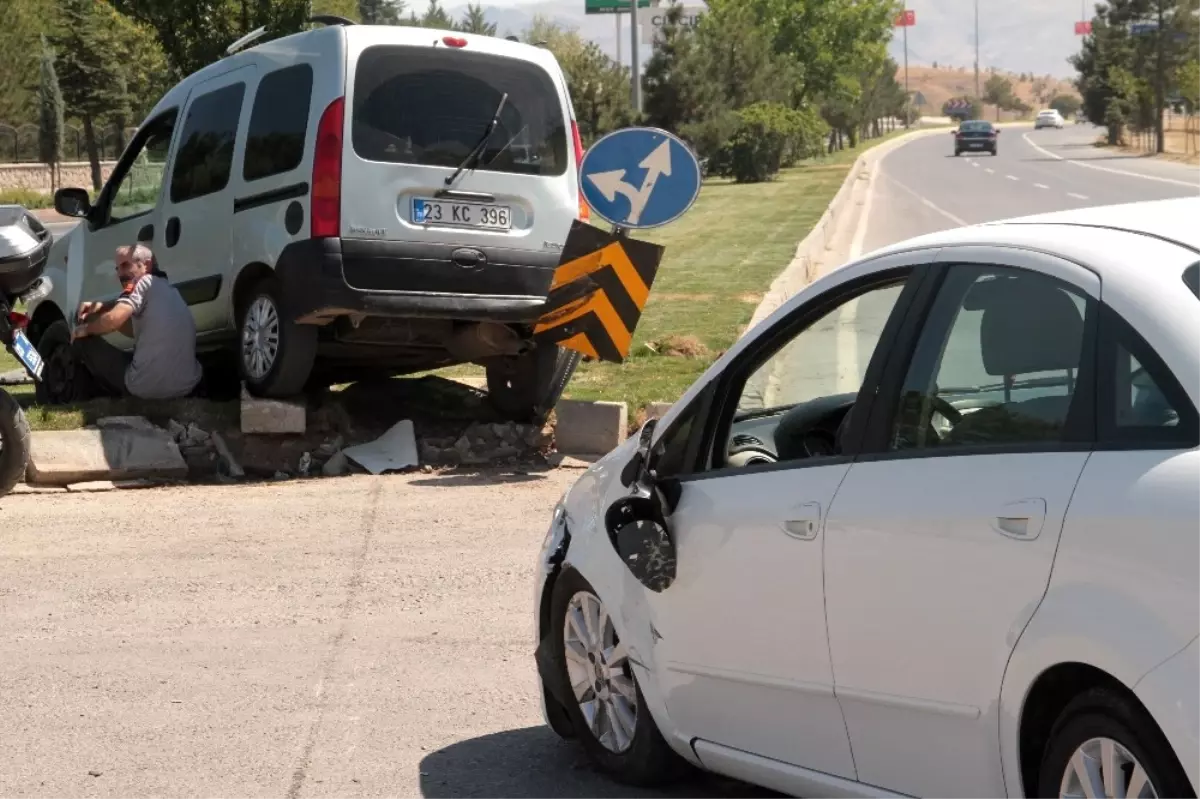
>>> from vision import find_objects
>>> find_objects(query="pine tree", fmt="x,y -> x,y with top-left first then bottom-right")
642,3 -> 700,132
420,0 -> 453,29
38,35 -> 65,193
49,0 -> 131,191
457,3 -> 496,35
358,0 -> 404,24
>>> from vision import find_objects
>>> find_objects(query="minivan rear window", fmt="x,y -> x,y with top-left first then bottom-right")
351,45 -> 567,177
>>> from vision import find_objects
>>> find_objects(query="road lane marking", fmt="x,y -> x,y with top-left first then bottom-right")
1068,192 -> 1089,200
985,168 -> 995,174
1006,175 -> 1020,181
1021,132 -> 1200,187
1034,183 -> 1050,189
883,174 -> 969,227
972,162 -> 980,167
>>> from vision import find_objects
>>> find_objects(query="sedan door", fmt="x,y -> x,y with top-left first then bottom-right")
822,249 -> 1101,797
643,255 -> 934,789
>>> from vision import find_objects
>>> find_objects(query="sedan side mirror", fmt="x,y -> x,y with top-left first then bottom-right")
54,188 -> 91,219
604,491 -> 676,593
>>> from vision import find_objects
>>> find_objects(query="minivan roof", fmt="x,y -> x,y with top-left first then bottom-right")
145,23 -> 565,123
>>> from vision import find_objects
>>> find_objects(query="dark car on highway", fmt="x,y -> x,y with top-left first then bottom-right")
953,120 -> 999,156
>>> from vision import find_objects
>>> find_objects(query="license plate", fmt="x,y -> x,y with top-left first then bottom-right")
10,329 -> 43,380
412,198 -> 512,230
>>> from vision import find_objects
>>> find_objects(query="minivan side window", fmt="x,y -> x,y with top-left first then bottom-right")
242,65 -> 314,182
170,82 -> 247,204
105,110 -> 177,225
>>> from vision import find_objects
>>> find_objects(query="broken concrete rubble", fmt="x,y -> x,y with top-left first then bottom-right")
240,384 -> 306,435
26,426 -> 188,487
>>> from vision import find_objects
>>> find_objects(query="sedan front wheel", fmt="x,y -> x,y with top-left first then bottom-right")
548,567 -> 687,786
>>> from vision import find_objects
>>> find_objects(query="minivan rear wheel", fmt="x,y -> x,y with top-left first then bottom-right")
237,276 -> 317,398
486,344 -> 579,423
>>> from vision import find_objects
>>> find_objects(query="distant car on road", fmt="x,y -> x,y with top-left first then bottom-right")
533,197 -> 1200,799
953,119 -> 999,156
1036,109 -> 1066,129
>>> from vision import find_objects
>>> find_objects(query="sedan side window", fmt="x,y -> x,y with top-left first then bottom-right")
722,279 -> 908,468
890,265 -> 1094,451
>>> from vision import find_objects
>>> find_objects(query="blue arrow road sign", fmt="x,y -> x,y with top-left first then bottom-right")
578,127 -> 702,230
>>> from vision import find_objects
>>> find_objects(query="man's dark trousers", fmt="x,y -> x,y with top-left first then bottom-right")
71,336 -> 131,397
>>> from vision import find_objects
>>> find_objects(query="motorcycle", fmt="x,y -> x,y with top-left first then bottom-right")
0,205 -> 54,497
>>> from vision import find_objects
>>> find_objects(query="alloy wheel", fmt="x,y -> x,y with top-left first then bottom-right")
242,295 -> 280,380
562,590 -> 638,754
1060,737 -> 1158,799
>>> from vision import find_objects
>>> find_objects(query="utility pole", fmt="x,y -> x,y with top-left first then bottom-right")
903,2 -> 910,128
616,11 -> 622,67
1154,0 -> 1166,153
974,0 -> 981,101
630,0 -> 642,116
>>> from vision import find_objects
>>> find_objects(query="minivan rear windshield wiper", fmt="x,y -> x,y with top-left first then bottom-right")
441,92 -> 509,191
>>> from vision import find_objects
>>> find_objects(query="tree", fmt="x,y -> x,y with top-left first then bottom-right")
0,0 -> 57,125
1177,59 -> 1200,112
49,0 -> 131,190
419,0 -> 454,29
457,2 -> 496,35
523,17 -> 631,142
983,73 -> 1017,120
358,0 -> 404,24
1049,93 -> 1084,118
38,35 -> 65,193
112,0 -> 311,79
642,2 -> 702,133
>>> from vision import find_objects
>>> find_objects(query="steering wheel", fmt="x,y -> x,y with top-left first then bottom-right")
929,396 -> 964,426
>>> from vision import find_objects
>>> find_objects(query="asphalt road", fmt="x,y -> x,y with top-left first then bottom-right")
861,123 -> 1199,253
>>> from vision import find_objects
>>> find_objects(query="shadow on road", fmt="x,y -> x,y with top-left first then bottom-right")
408,470 -> 549,488
418,726 -> 782,798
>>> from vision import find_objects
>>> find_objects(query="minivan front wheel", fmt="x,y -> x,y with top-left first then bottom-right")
237,277 -> 317,398
486,344 -> 578,422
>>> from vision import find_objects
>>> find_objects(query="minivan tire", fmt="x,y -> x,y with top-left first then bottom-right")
237,276 -> 317,398
0,388 -> 31,497
35,319 -> 94,405
486,344 -> 578,423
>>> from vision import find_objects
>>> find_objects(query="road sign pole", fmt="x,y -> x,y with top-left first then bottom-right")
974,0 -> 981,102
630,0 -> 642,115
903,4 -> 910,129
615,11 -> 622,67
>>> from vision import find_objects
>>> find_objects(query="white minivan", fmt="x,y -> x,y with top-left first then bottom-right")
30,18 -> 589,420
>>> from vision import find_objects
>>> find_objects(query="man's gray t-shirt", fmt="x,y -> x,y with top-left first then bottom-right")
115,273 -> 203,399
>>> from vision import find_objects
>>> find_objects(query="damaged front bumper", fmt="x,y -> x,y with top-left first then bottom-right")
532,499 -> 576,739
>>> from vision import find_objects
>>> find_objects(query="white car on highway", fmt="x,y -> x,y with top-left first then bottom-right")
1036,109 -> 1066,129
533,197 -> 1199,798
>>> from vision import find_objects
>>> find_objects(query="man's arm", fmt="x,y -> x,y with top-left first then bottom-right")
73,302 -> 134,340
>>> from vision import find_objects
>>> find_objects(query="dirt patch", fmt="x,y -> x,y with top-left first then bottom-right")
738,292 -> 763,304
648,334 -> 711,359
653,292 -> 715,302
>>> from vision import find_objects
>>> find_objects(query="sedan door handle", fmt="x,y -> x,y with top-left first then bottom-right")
992,498 -> 1047,540
782,501 -> 822,540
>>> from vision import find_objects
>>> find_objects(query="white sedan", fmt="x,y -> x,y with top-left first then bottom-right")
532,197 -> 1199,798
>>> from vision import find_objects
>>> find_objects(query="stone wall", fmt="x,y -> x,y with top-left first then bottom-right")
0,161 -> 118,196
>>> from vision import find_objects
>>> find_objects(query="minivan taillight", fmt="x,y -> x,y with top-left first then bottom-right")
312,97 -> 345,239
571,120 -> 589,222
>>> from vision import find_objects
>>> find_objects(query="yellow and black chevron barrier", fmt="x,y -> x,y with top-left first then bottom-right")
533,220 -> 665,363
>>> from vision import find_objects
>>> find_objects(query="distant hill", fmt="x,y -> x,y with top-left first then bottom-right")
444,0 -> 1088,80
901,65 -> 1079,121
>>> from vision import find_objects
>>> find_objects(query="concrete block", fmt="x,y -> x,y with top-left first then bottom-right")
27,428 -> 188,487
554,399 -> 627,456
644,401 -> 673,421
241,394 -> 306,435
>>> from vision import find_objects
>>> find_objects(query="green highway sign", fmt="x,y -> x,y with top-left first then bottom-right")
586,0 -> 652,13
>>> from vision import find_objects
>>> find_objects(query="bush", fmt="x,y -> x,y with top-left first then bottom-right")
688,102 -> 829,184
0,188 -> 55,209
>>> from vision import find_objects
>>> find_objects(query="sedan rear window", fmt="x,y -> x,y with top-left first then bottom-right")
1184,262 -> 1199,299
351,45 -> 568,177
960,121 -> 993,132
